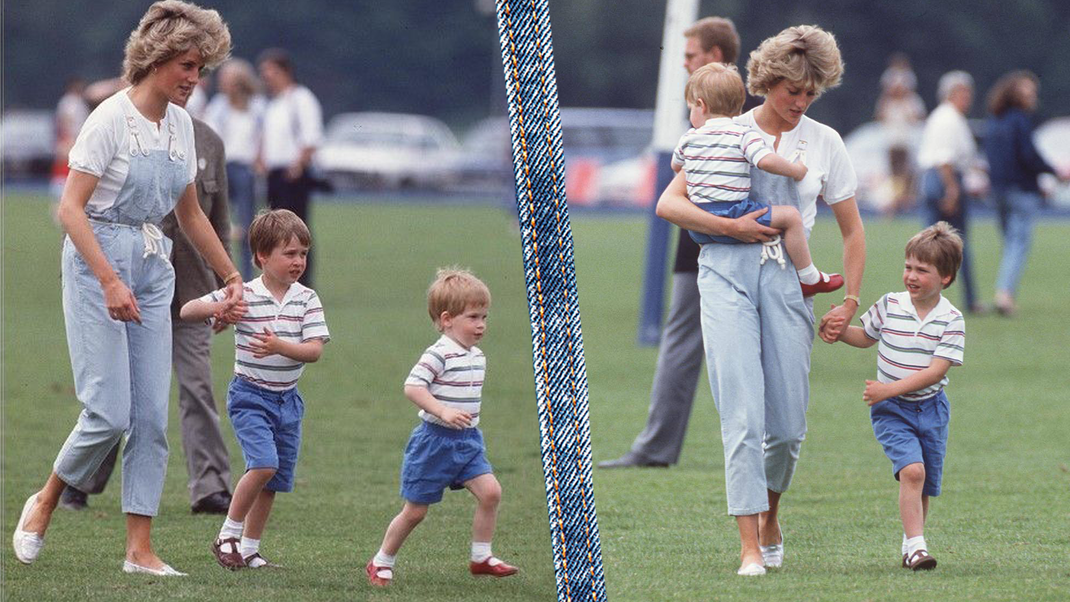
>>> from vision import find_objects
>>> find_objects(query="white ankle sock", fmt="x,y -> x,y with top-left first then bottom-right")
241,536 -> 260,558
219,518 -> 243,540
901,533 -> 909,555
797,263 -> 820,285
374,550 -> 396,568
471,541 -> 493,563
905,535 -> 927,556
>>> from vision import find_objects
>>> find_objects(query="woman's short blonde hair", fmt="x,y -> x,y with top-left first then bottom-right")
123,0 -> 231,85
745,25 -> 843,97
685,63 -> 746,117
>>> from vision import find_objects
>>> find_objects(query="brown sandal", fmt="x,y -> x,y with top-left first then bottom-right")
211,537 -> 246,570
906,548 -> 937,571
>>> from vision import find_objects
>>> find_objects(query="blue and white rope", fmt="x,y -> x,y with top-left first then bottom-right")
496,1 -> 606,600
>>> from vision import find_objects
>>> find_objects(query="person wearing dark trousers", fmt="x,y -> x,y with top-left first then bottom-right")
257,48 -> 323,287
61,115 -> 235,516
599,16 -> 743,469
917,71 -> 983,314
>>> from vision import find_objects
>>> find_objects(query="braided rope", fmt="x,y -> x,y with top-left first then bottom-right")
496,1 -> 606,600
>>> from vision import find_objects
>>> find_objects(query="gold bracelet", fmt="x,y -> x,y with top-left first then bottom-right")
843,294 -> 860,306
223,271 -> 241,284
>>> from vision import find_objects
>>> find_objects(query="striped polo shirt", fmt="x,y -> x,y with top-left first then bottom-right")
672,117 -> 773,204
405,334 -> 485,428
860,292 -> 965,401
202,277 -> 330,391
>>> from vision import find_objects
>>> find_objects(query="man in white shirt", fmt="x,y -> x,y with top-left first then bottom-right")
917,71 -> 982,313
257,48 -> 323,286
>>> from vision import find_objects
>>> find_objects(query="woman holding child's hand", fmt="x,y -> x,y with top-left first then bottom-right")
12,1 -> 239,577
656,25 -> 865,576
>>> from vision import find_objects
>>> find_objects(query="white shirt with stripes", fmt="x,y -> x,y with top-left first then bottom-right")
405,334 -> 485,428
202,276 -> 330,391
860,291 -> 965,401
672,117 -> 773,204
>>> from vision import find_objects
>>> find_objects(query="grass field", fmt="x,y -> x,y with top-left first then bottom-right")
3,193 -> 1069,601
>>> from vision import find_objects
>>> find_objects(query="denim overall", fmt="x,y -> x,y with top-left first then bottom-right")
697,167 -> 816,516
54,114 -> 187,516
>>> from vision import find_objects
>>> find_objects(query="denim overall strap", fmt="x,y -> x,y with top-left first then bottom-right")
497,2 -> 605,600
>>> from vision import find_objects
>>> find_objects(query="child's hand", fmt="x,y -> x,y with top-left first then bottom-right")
438,407 -> 473,430
791,160 -> 808,182
249,327 -> 284,358
819,304 -> 847,343
863,380 -> 892,406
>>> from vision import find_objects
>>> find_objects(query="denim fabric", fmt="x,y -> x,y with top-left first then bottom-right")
870,391 -> 950,497
54,145 -> 183,516
498,0 -> 604,598
227,377 -> 304,493
226,161 -> 256,280
920,168 -> 977,309
399,422 -> 492,504
994,187 -> 1041,295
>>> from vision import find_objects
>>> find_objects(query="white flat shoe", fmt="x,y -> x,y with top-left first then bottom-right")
737,562 -> 766,576
760,541 -> 784,568
13,493 -> 45,564
123,560 -> 188,576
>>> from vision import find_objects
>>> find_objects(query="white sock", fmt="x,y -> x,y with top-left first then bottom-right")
241,536 -> 260,558
901,533 -> 909,555
471,541 -> 493,563
797,263 -> 820,285
374,549 -> 396,568
218,518 -> 243,541
905,535 -> 927,556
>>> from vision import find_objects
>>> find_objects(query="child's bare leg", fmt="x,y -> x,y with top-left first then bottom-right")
242,489 -> 276,541
466,473 -> 502,544
768,206 -> 814,271
227,468 -> 277,523
380,502 -> 429,556
898,463 -> 926,538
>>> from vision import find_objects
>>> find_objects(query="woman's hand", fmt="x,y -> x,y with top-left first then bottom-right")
727,208 -> 780,243
215,278 -> 247,325
103,278 -> 141,323
819,302 -> 856,343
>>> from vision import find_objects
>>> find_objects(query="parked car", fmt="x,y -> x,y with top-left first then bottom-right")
560,107 -> 654,205
449,116 -> 513,193
842,121 -> 923,212
314,112 -> 460,191
1034,116 -> 1070,208
2,109 -> 55,179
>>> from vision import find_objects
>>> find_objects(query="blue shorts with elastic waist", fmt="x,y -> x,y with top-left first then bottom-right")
227,376 -> 305,493
870,390 -> 950,497
688,199 -> 774,245
400,421 -> 493,504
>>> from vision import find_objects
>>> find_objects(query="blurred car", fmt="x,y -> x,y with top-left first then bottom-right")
314,112 -> 460,191
1034,116 -> 1070,208
560,107 -> 654,205
843,121 -> 923,212
2,109 -> 55,179
449,116 -> 513,193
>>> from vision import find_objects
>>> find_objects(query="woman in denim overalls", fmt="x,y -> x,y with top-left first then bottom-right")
13,1 -> 241,576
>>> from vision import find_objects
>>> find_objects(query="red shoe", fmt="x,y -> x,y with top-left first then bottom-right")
470,557 -> 519,577
800,271 -> 844,297
366,559 -> 393,587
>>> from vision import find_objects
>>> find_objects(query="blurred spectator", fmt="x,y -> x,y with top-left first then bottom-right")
257,47 -> 323,287
205,58 -> 265,280
983,71 -> 1067,316
917,70 -> 983,313
50,78 -> 89,198
875,53 -> 925,214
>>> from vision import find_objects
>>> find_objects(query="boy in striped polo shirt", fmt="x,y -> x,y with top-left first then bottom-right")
181,209 -> 329,570
366,268 -> 517,587
833,221 -> 965,571
675,62 -> 842,295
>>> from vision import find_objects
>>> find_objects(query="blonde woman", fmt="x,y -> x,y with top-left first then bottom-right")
656,24 -> 865,576
205,58 -> 265,280
12,0 -> 242,576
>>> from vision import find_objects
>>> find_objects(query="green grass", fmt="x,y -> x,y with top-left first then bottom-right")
4,194 -> 1070,600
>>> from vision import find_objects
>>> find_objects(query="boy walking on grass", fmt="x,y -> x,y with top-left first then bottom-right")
181,209 -> 329,570
366,268 -> 518,587
831,221 -> 964,570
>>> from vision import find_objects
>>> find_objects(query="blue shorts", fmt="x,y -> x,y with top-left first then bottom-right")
688,198 -> 773,245
400,421 -> 493,504
870,390 -> 950,497
227,377 -> 305,493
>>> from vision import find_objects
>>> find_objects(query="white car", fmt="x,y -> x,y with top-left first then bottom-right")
1034,116 -> 1070,208
314,112 -> 460,190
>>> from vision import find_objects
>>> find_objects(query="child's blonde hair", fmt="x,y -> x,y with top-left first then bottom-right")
248,209 -> 311,268
685,62 -> 746,117
905,221 -> 963,287
427,268 -> 491,331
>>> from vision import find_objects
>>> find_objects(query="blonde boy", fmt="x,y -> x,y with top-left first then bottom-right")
181,209 -> 329,570
366,268 -> 517,587
675,62 -> 842,295
834,222 -> 965,570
